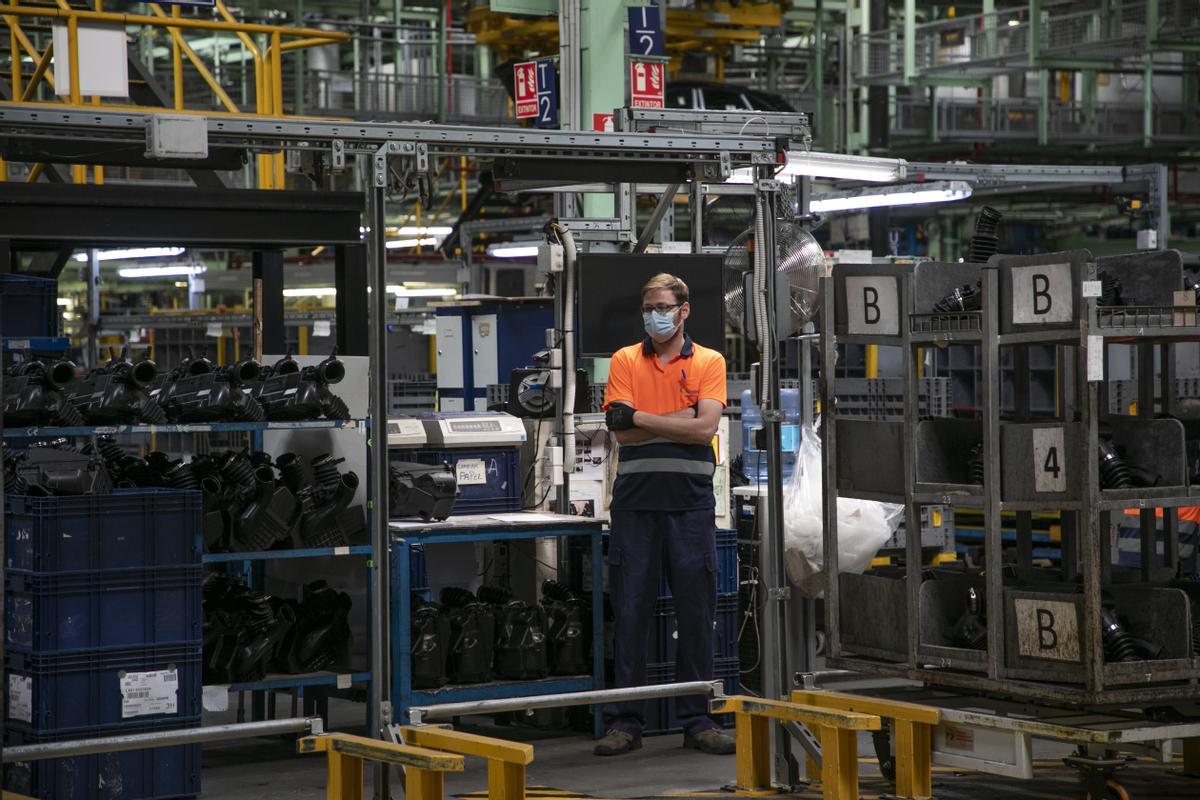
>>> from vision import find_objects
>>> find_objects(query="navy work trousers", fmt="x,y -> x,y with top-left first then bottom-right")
602,508 -> 718,737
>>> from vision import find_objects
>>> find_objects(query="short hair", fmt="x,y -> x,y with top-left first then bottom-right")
640,273 -> 689,304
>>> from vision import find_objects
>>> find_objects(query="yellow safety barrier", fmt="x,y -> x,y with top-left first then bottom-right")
791,690 -> 940,800
712,695 -> 881,800
398,725 -> 535,800
299,733 -> 465,800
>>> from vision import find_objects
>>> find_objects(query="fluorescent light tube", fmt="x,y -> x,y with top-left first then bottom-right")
117,264 -> 207,278
396,226 -> 453,236
809,180 -> 973,213
485,241 -> 542,258
385,286 -> 457,297
385,237 -> 440,250
731,151 -> 908,184
75,247 -> 186,263
282,287 -> 338,297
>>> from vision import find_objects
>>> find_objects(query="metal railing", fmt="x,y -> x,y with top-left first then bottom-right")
852,1 -> 1200,84
304,69 -> 511,124
892,97 -> 1196,143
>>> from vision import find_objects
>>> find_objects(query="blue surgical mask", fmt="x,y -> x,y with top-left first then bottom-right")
643,309 -> 680,341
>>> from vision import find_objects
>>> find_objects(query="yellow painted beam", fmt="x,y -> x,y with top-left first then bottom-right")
895,719 -> 933,799
714,696 -> 880,731
407,767 -> 445,800
326,750 -> 364,800
0,5 -> 348,40
19,40 -> 54,100
298,734 -> 465,772
789,690 -> 940,726
817,725 -> 859,800
149,3 -> 240,113
399,726 -> 535,766
733,711 -> 772,791
487,760 -> 527,800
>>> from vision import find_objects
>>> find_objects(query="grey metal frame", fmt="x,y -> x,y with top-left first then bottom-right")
821,250 -> 1200,707
0,106 -> 810,794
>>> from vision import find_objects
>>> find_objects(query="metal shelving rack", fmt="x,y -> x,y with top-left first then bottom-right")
3,417 -> 378,714
822,248 -> 1200,707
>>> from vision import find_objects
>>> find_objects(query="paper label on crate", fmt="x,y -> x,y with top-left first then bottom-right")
455,459 -> 488,486
8,675 -> 32,723
1081,280 -> 1102,298
844,276 -> 899,335
120,668 -> 179,719
940,723 -> 975,751
1087,335 -> 1104,382
203,684 -> 230,713
206,323 -> 223,337
1014,598 -> 1081,662
337,674 -> 352,690
313,320 -> 332,337
1011,263 -> 1073,324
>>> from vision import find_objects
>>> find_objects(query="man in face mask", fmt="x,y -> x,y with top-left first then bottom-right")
595,273 -> 732,757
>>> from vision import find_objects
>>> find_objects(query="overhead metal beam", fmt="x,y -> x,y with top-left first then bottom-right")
0,184 -> 363,248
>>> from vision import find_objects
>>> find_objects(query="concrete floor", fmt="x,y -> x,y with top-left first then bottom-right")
201,699 -> 1200,800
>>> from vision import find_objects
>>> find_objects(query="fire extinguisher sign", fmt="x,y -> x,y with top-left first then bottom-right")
514,60 -> 538,119
629,60 -> 664,109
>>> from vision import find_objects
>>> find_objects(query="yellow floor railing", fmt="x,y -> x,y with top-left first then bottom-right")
713,695 -> 882,800
1,0 -> 348,188
791,690 -> 940,800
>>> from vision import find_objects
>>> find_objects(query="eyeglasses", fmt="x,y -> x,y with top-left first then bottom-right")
641,303 -> 681,314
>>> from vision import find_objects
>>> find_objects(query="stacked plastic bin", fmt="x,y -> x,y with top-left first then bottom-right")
4,488 -> 204,800
643,529 -> 740,733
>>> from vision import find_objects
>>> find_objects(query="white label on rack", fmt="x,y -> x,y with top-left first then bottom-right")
334,546 -> 350,556
8,675 -> 32,723
313,320 -> 332,337
336,674 -> 352,690
7,339 -> 30,350
844,276 -> 899,335
456,459 -> 487,486
1081,280 -> 1102,298
1031,427 -> 1067,493
1011,263 -> 1073,324
120,668 -> 178,719
1014,598 -> 1080,662
203,685 -> 229,712
206,323 -> 223,338
1087,335 -> 1104,382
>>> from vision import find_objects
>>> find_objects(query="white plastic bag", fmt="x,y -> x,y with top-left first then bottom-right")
782,422 -> 901,597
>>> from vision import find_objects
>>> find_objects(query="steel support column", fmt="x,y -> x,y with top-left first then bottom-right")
252,249 -> 286,355
335,243 -> 370,356
364,159 -> 391,798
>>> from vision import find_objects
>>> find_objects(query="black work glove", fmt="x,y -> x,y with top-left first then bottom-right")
606,404 -> 637,431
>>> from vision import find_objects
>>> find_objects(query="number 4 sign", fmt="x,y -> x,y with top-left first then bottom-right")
630,60 -> 664,109
1032,427 -> 1066,493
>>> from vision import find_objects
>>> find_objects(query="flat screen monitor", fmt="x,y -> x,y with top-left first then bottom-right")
578,253 -> 725,357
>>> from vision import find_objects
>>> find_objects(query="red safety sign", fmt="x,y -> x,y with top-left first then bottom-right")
592,113 -> 615,132
514,60 -> 538,118
629,60 -> 664,109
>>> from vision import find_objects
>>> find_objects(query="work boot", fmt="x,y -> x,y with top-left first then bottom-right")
593,729 -> 642,757
684,728 -> 736,755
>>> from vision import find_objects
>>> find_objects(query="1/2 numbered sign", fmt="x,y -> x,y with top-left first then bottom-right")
844,276 -> 899,335
1011,263 -> 1073,325
1031,426 -> 1066,493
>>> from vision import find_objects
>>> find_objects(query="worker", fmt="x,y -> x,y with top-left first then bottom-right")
597,273 -> 734,757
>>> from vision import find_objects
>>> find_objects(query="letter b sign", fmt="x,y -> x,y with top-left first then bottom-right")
845,277 -> 898,335
1011,264 -> 1073,325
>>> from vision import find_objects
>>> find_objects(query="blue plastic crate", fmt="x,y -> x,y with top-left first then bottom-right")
5,721 -> 200,800
6,566 -> 202,654
649,593 -> 740,665
5,489 -> 203,574
0,274 -> 57,338
5,644 -> 202,735
643,657 -> 739,735
659,529 -> 737,598
410,447 -> 521,514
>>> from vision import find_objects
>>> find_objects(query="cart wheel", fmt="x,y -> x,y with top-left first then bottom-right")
1085,779 -> 1130,800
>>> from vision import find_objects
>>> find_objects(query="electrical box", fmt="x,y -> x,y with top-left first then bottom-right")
386,418 -> 427,448
1137,229 -> 1158,250
421,411 -> 527,448
538,243 -> 564,273
145,115 -> 209,160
